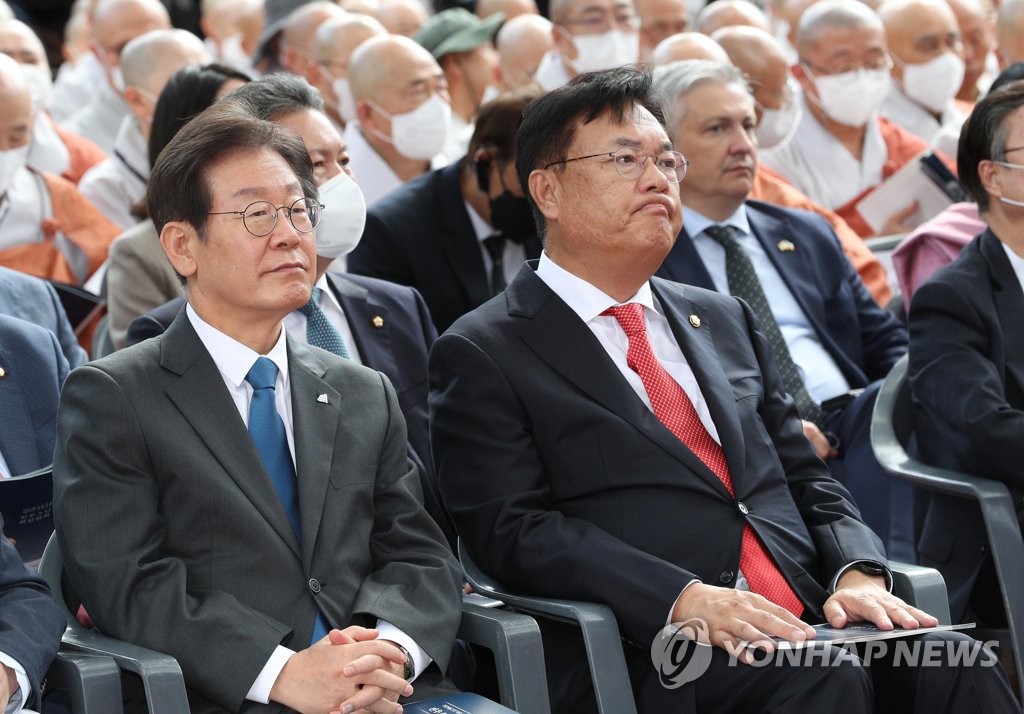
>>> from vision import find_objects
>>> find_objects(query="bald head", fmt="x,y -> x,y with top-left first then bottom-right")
0,2 -> 12,21
945,0 -> 994,97
120,28 -> 209,93
652,31 -> 731,64
477,0 -> 538,20
998,0 -> 1024,68
90,0 -> 171,86
878,0 -> 962,75
314,13 -> 386,65
0,53 -> 35,150
715,25 -> 792,115
200,0 -> 256,43
374,0 -> 429,36
636,0 -> 689,55
0,20 -> 48,70
281,1 -> 347,74
495,13 -> 553,87
696,0 -> 771,35
796,0 -> 883,54
348,33 -> 442,103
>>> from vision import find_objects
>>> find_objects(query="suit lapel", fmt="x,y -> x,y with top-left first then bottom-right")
288,339 -> 340,573
981,230 -> 1024,396
326,274 -> 398,381
438,162 -> 491,307
160,312 -> 301,558
510,268 -> 732,499
658,228 -> 716,287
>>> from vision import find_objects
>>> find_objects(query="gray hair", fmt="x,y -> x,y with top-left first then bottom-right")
796,0 -> 882,55
228,72 -> 325,121
653,59 -> 749,140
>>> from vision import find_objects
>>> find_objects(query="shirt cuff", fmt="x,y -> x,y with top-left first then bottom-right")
666,579 -> 702,625
0,651 -> 28,713
245,645 -> 295,704
829,561 -> 893,594
376,620 -> 431,681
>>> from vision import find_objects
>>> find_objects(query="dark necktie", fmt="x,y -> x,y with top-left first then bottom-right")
245,357 -> 330,643
604,303 -> 803,616
704,225 -> 825,427
298,287 -> 350,359
483,234 -> 507,295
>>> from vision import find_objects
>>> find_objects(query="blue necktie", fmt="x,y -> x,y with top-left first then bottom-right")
298,287 -> 350,359
244,357 -> 330,644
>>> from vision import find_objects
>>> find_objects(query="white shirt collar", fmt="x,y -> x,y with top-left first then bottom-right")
535,250 -> 656,323
464,199 -> 492,243
682,203 -> 751,240
186,303 -> 289,391
1001,241 -> 1024,295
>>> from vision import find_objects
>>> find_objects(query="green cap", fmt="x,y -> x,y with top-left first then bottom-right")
415,8 -> 505,60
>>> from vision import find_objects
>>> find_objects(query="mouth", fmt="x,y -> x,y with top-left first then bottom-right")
637,198 -> 674,216
726,163 -> 755,176
269,261 -> 307,274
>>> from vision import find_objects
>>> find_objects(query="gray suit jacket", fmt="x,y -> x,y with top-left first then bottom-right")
54,311 -> 462,712
0,265 -> 87,368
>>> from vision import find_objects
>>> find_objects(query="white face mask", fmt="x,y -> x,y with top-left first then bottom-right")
332,77 -> 357,125
805,66 -> 890,128
316,171 -> 367,258
900,52 -> 965,114
566,29 -> 639,74
219,33 -> 251,71
20,65 -> 52,112
369,94 -> 451,161
756,83 -> 802,151
0,144 -> 29,197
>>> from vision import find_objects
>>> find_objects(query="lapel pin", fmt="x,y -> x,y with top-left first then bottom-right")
371,315 -> 384,328
317,394 -> 329,404
689,314 -> 701,328
0,366 -> 6,378
777,239 -> 796,252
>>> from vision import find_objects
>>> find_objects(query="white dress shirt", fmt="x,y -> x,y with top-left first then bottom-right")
464,199 -> 527,286
283,275 -> 364,364
881,83 -> 965,147
760,94 -> 888,211
343,121 -> 447,207
61,80 -> 130,157
184,306 -> 429,704
683,205 -> 851,403
533,50 -> 573,91
1002,241 -> 1024,293
78,116 -> 148,231
0,652 -> 30,713
0,445 -> 10,478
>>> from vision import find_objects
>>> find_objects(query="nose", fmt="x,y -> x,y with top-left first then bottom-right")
638,154 -> 671,191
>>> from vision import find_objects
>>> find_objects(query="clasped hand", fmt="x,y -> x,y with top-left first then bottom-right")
671,570 -> 938,664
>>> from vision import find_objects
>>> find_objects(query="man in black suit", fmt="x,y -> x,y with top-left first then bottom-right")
429,67 -> 1019,712
909,82 -> 1024,623
349,88 -> 543,332
651,60 -> 912,559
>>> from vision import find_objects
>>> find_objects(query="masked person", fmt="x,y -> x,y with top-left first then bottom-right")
345,35 -> 452,207
350,88 -> 543,332
761,0 -> 952,237
309,14 -> 387,136
534,0 -> 641,90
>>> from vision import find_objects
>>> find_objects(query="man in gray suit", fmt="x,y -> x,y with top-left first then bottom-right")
54,103 -> 462,713
0,265 -> 87,369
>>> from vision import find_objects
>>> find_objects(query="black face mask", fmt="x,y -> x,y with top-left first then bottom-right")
489,191 -> 535,244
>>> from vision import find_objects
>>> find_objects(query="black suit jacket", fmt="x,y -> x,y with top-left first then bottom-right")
657,201 -> 907,388
908,228 -> 1024,620
125,274 -> 457,547
349,161 -> 543,332
430,264 -> 886,651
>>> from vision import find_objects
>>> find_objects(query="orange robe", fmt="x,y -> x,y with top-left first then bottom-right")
753,165 -> 892,307
48,114 -> 108,185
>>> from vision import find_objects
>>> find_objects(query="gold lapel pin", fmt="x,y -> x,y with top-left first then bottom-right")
0,366 -> 6,378
778,239 -> 796,252
371,315 -> 384,328
689,314 -> 701,328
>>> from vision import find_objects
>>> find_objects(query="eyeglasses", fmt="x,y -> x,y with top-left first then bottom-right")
559,12 -> 641,33
207,198 -> 324,237
545,149 -> 689,183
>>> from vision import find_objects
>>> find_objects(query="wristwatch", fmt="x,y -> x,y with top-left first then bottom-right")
394,643 -> 414,681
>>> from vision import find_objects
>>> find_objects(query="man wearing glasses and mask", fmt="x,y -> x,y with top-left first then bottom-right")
54,103 -> 462,713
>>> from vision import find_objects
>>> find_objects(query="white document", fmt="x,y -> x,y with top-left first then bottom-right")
856,151 -> 955,234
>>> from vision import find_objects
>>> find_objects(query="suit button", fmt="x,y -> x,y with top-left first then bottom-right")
719,570 -> 735,584
737,502 -> 749,515
308,578 -> 321,594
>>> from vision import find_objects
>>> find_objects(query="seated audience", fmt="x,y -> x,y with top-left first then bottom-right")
763,0 -> 943,237
695,0 -> 772,35
0,265 -> 88,368
308,14 -> 387,134
492,13 -> 554,90
948,0 -> 996,103
634,0 -> 689,59
351,89 -> 542,332
0,55 -> 119,285
78,28 -> 210,231
199,0 -> 260,70
62,0 -> 172,155
416,9 -> 504,161
0,19 -> 107,184
430,66 -> 1019,714
105,62 -> 249,351
54,103 -> 463,712
654,60 -> 912,558
375,0 -> 429,37
0,510 -> 65,712
277,1 -> 347,77
345,35 -> 452,206
996,0 -> 1024,69
651,31 -> 731,64
533,0 -> 641,91
476,0 -> 539,20
50,4 -> 107,123
908,82 -> 1024,624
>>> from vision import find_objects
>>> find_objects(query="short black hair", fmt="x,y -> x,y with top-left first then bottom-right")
514,67 -> 665,236
466,86 -> 542,182
227,72 -> 325,122
147,102 -> 318,241
958,77 -> 1024,211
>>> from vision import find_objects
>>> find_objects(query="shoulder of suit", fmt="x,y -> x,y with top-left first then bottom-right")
651,276 -> 742,312
367,163 -> 452,219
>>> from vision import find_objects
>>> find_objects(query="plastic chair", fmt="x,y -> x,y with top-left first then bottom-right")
871,354 -> 1024,694
46,651 -> 124,714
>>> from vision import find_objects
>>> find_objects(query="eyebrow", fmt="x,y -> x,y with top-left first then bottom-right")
610,136 -> 674,151
231,182 -> 303,200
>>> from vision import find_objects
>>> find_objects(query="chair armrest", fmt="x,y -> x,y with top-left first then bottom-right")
46,651 -> 124,714
60,627 -> 189,714
890,562 -> 951,625
459,599 -> 550,714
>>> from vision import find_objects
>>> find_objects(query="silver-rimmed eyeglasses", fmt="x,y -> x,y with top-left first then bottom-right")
207,198 -> 324,237
545,149 -> 689,183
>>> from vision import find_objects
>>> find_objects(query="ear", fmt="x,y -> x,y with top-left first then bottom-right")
528,168 -> 561,223
355,98 -> 376,128
161,221 -> 199,281
791,62 -> 814,94
122,86 -> 148,119
979,159 -> 1003,200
